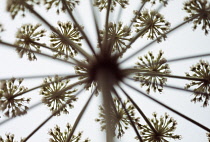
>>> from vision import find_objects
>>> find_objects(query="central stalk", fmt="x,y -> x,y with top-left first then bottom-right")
97,68 -> 115,142
88,55 -> 122,84
87,55 -> 122,142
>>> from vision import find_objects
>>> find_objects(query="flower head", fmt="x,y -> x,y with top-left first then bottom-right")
145,0 -> 168,6
48,123 -> 90,142
183,0 -> 210,35
0,133 -> 24,142
134,50 -> 170,94
50,21 -> 83,59
6,0 -> 40,19
207,132 -> 210,142
136,112 -> 181,142
40,75 -> 77,115
133,10 -> 170,42
43,0 -> 80,14
185,60 -> 210,107
15,24 -> 46,61
99,22 -> 132,54
0,24 -> 4,41
95,98 -> 140,138
74,61 -> 100,95
0,78 -> 30,118
94,0 -> 129,11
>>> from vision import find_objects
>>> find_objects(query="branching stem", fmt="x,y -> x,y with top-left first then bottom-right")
61,0 -> 97,59
118,86 -> 157,134
65,88 -> 96,142
122,68 -> 207,82
0,41 -> 76,66
112,87 -> 143,142
123,80 -> 210,133
22,2 -> 92,60
22,83 -> 86,142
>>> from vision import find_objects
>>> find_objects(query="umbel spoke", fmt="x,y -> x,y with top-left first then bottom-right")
119,13 -> 203,63
1,0 -> 210,141
22,1 -> 92,60
127,77 -> 210,97
0,73 -> 74,81
0,41 -> 76,66
128,0 -> 147,28
116,6 -> 123,23
22,84 -> 85,142
90,0 -> 102,49
30,41 -> 86,67
122,80 -> 210,133
10,74 -> 81,98
65,88 -> 96,142
61,0 -> 97,58
118,85 -> 157,134
167,53 -> 210,63
103,0 -> 112,54
0,102 -> 42,126
122,68 -> 206,82
112,87 -> 143,142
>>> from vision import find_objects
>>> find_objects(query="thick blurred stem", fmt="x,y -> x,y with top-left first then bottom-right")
97,69 -> 115,142
102,0 -> 112,55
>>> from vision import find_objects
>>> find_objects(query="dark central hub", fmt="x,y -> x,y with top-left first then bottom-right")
88,56 -> 122,83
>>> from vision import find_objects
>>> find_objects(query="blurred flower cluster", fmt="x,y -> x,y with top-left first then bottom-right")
0,78 -> 30,117
134,50 -> 170,94
95,98 -> 140,138
185,60 -> 210,107
94,0 -> 129,11
15,24 -> 46,61
48,123 -> 90,142
40,75 -> 77,115
184,0 -> 210,35
136,113 -> 181,142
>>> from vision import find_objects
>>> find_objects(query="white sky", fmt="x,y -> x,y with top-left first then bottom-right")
0,0 -> 210,142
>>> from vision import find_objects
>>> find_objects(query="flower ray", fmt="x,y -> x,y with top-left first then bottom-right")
122,80 -> 210,132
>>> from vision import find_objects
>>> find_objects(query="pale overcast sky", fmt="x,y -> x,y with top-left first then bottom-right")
0,0 -> 210,142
